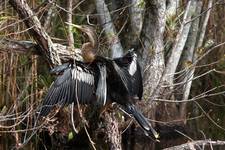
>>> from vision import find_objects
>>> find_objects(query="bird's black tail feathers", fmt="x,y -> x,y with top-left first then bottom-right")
123,104 -> 159,139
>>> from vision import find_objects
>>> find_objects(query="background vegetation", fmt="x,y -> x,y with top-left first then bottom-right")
0,0 -> 225,149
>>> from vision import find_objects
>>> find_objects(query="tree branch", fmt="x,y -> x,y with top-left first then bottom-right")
179,1 -> 203,118
0,39 -> 82,62
0,39 -> 38,54
164,0 -> 196,84
67,0 -> 74,49
8,0 -> 61,66
179,0 -> 213,117
95,0 -> 123,58
43,4 -> 55,31
163,140 -> 225,150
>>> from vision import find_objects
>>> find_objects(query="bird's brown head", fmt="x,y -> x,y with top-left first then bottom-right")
69,24 -> 97,63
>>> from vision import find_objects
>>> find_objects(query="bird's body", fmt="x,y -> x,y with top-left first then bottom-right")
39,50 -> 158,139
39,50 -> 138,114
39,24 -> 158,139
81,43 -> 96,63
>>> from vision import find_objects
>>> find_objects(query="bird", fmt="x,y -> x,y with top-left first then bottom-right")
38,24 -> 159,139
66,23 -> 98,63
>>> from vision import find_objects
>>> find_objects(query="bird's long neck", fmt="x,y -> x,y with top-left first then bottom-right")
78,25 -> 98,63
82,42 -> 96,63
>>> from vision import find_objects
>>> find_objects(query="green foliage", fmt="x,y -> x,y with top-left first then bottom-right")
19,55 -> 30,65
137,0 -> 145,8
71,26 -> 82,48
37,74 -> 54,88
0,16 -> 9,22
68,132 -> 74,141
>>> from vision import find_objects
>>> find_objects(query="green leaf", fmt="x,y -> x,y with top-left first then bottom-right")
68,132 -> 74,141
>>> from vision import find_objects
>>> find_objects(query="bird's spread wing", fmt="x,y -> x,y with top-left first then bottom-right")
95,64 -> 107,106
112,61 -> 132,94
50,63 -> 71,74
113,50 -> 143,100
39,64 -> 96,116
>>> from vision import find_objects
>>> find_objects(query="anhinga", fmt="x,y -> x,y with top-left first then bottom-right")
39,25 -> 159,139
71,24 -> 98,63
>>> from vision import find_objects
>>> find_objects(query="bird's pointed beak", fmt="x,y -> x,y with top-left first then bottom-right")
65,22 -> 83,30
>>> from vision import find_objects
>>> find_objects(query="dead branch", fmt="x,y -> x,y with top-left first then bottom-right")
8,0 -> 82,66
0,39 -> 38,54
163,140 -> 225,150
196,0 -> 213,49
0,39 -> 82,62
67,0 -> 74,48
8,0 -> 61,66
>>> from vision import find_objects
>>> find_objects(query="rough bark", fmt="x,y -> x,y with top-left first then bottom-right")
0,39 -> 82,62
153,2 -> 198,141
8,0 -> 61,66
43,6 -> 54,31
128,0 -> 145,46
130,0 -> 166,148
8,0 -> 83,66
95,0 -> 123,58
166,0 -> 179,18
179,1 -> 203,119
141,0 -> 166,98
7,0 -> 122,149
180,0 -> 213,120
164,0 -> 196,84
103,112 -> 122,150
134,1 -> 209,148
1,0 -> 222,149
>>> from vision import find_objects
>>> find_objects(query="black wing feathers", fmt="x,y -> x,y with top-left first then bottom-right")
96,64 -> 107,105
113,50 -> 143,100
131,60 -> 143,100
123,104 -> 159,138
50,63 -> 70,74
39,64 -> 96,116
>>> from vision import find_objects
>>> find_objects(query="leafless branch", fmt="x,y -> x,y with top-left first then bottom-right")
179,1 -> 203,117
196,0 -> 213,49
67,0 -> 74,49
164,140 -> 225,150
0,39 -> 83,62
185,0 -> 223,24
8,0 -> 61,66
155,84 -> 225,103
194,101 -> 225,131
